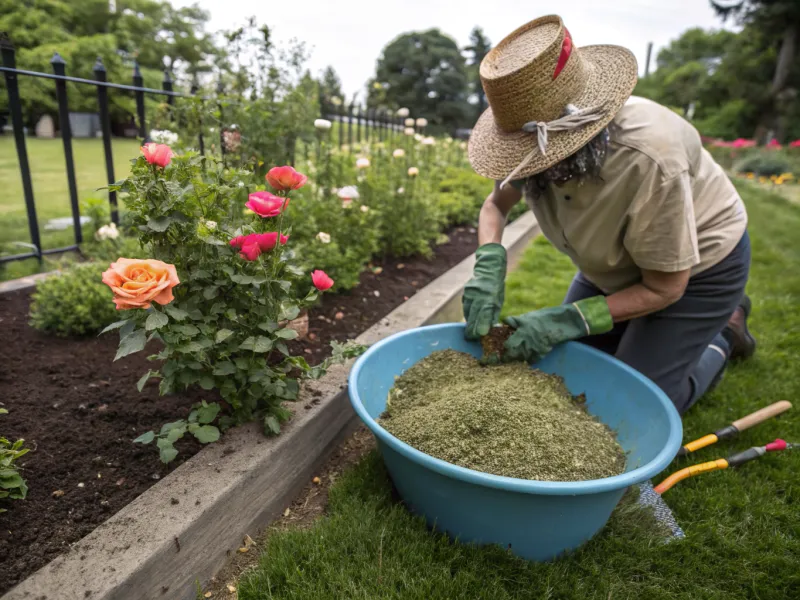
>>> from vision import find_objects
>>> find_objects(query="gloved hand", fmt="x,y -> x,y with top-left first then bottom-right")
463,243 -> 507,340
503,296 -> 613,363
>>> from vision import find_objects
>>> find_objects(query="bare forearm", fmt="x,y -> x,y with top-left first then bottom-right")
605,269 -> 690,322
477,183 -> 522,246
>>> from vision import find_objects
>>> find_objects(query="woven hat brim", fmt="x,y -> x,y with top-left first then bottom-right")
469,45 -> 638,181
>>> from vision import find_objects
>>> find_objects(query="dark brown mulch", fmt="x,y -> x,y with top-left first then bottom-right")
0,226 -> 476,593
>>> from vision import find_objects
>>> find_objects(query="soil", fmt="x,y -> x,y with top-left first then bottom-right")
0,226 -> 477,594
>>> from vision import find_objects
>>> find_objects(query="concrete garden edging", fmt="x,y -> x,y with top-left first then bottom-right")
4,212 -> 539,600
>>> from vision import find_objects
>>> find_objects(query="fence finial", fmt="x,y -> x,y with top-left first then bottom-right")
0,32 -> 13,50
132,60 -> 142,78
93,56 -> 106,73
50,52 -> 66,66
163,68 -> 172,84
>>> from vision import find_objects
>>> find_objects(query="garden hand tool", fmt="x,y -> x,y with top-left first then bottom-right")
676,401 -> 792,457
463,244 -> 507,341
654,439 -> 795,494
502,296 -> 613,363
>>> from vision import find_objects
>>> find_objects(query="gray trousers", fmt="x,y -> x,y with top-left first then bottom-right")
564,232 -> 751,414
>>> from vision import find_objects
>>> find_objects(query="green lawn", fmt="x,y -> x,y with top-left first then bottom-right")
238,183 -> 800,600
0,136 -> 140,279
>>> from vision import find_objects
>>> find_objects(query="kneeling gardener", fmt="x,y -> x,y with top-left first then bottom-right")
463,15 -> 755,414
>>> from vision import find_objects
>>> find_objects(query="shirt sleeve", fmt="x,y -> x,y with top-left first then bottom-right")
623,169 -> 700,272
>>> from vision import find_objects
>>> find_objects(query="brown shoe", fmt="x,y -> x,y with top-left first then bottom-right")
723,295 -> 756,360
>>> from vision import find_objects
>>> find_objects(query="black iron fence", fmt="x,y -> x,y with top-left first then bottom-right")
0,34 -> 408,267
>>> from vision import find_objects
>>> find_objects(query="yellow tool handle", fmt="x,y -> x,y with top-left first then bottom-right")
654,458 -> 729,494
732,400 -> 792,431
683,433 -> 719,453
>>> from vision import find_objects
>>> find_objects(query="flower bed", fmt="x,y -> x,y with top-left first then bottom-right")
0,224 -> 479,593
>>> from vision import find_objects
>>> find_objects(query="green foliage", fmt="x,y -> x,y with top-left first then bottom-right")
464,27 -> 492,121
106,153 -> 365,463
0,409 -> 30,513
289,187 -> 381,292
133,400 -> 221,463
435,167 -> 493,227
367,29 -> 470,132
734,150 -> 794,176
29,262 -> 119,337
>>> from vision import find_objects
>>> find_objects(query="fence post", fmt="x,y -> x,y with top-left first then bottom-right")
366,108 -> 372,143
337,103 -> 344,150
132,61 -> 147,144
356,105 -> 362,145
51,52 -> 82,244
1,35 -> 41,261
94,57 -> 118,225
217,80 -> 226,158
162,68 -> 174,105
347,102 -> 354,150
191,73 -> 205,156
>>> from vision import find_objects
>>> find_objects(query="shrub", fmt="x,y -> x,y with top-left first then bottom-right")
288,187 -> 380,292
435,167 -> 493,227
30,262 -> 119,337
0,409 -> 30,513
734,151 -> 793,177
103,151 -> 363,463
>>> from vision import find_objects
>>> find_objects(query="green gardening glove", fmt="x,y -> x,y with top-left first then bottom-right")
463,243 -> 507,340
503,296 -> 613,363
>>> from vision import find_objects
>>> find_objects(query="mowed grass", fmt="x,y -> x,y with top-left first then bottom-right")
238,183 -> 800,600
0,136 -> 140,279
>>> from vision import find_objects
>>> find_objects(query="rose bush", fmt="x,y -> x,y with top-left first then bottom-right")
103,154 -> 363,463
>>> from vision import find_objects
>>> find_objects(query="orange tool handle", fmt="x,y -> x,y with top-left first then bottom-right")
654,458 -> 729,494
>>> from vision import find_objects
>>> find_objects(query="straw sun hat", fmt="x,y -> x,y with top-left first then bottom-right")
468,15 -> 638,184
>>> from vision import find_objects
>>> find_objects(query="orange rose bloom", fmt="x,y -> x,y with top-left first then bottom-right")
102,258 -> 180,310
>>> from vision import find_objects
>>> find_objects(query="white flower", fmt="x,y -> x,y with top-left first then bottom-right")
404,118 -> 415,127
314,118 -> 332,130
422,136 -> 436,146
396,107 -> 410,118
404,127 -> 415,136
229,123 -> 238,130
360,205 -> 370,213
356,157 -> 370,169
414,133 -> 423,142
397,187 -> 405,195
95,222 -> 119,241
337,185 -> 360,199
205,220 -> 217,230
316,231 -> 331,244
150,129 -> 178,145
392,148 -> 406,158
407,167 -> 419,177
416,118 -> 428,128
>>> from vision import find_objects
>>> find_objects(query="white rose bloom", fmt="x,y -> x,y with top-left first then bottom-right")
356,157 -> 370,169
360,205 -> 370,213
316,231 -> 332,244
414,133 -> 423,142
404,127 -> 415,136
397,187 -> 405,194
150,129 -> 178,145
422,137 -> 436,146
415,118 -> 428,128
337,185 -> 360,199
314,119 -> 332,130
205,220 -> 217,230
95,222 -> 119,241
407,167 -> 419,177
392,148 -> 406,158
404,118 -> 415,127
396,107 -> 410,118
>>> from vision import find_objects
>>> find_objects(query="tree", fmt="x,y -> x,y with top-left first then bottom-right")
318,66 -> 344,116
710,0 -> 800,141
464,26 -> 492,121
367,29 -> 470,133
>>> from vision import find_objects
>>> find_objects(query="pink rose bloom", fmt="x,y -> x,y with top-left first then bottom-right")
731,138 -> 756,149
231,232 -> 289,260
789,140 -> 800,148
101,258 -> 180,310
246,191 -> 288,218
266,166 -> 308,191
766,139 -> 782,150
311,270 -> 334,291
141,143 -> 173,168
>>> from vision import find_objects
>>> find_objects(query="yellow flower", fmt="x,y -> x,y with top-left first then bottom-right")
759,176 -> 768,184
781,172 -> 794,180
745,172 -> 755,179
770,174 -> 778,182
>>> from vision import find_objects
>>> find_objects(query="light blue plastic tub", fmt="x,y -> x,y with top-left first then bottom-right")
348,323 -> 682,561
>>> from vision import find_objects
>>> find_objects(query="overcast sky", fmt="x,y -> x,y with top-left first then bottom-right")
173,0 -> 730,99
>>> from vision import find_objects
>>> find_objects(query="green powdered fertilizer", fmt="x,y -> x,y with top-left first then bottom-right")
379,349 -> 626,482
